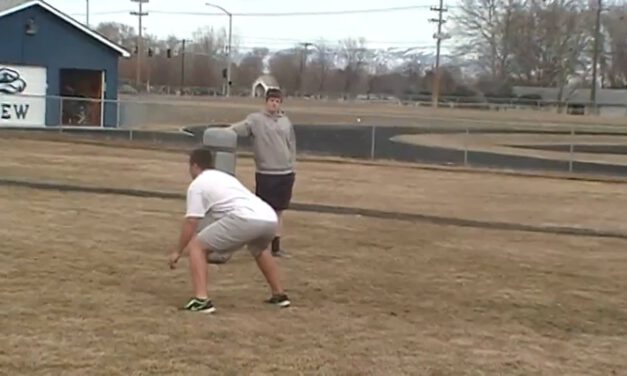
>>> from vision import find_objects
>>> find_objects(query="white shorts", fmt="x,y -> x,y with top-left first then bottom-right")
196,213 -> 277,258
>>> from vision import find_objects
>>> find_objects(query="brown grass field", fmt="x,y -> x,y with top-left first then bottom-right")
1,137 -> 627,375
120,95 -> 627,131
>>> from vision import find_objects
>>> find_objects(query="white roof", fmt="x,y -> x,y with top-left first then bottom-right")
253,74 -> 280,88
0,0 -> 131,58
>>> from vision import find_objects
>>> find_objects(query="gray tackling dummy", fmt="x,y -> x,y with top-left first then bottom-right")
198,126 -> 239,264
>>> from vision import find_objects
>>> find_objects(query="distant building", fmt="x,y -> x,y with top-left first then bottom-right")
251,74 -> 280,98
512,86 -> 627,117
0,0 -> 130,128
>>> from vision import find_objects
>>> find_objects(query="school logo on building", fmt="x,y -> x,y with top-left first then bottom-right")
0,64 -> 46,126
0,67 -> 27,95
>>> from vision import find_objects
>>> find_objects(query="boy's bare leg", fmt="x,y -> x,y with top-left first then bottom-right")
255,248 -> 291,307
272,211 -> 288,257
276,211 -> 283,237
255,249 -> 284,295
187,237 -> 209,299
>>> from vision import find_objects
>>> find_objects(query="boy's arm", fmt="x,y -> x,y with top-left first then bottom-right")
175,217 -> 199,255
287,121 -> 297,165
229,115 -> 252,137
174,187 -> 205,255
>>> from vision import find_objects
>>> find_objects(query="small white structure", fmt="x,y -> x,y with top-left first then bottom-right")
251,74 -> 280,97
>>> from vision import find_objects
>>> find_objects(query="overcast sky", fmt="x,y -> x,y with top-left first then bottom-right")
44,0 -> 456,51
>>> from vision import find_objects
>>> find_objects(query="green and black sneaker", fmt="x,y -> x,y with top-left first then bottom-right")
183,297 -> 216,314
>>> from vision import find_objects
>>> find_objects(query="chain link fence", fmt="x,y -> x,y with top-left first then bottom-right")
2,94 -> 627,177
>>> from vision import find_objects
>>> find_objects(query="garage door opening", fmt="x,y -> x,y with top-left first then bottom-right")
60,69 -> 103,126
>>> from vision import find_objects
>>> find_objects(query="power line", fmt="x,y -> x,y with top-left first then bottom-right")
237,35 -> 436,45
236,42 -> 437,50
70,10 -> 130,16
179,43 -> 437,51
72,4 -> 459,17
149,5 -> 441,17
155,33 -> 438,48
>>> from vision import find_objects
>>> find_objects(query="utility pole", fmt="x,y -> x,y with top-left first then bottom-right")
180,39 -> 187,94
85,0 -> 89,26
130,0 -> 149,89
227,12 -> 232,97
299,42 -> 313,95
206,3 -> 232,97
590,0 -> 602,114
146,42 -> 153,92
429,0 -> 448,108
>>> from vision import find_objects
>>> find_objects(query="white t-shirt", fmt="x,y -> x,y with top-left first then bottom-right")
185,169 -> 278,222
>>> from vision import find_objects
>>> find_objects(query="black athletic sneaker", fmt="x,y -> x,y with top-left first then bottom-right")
183,297 -> 216,313
266,294 -> 291,308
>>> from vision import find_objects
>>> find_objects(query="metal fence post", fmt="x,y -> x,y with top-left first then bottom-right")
116,98 -> 121,128
568,124 -> 575,173
58,95 -> 63,130
370,125 -> 376,160
464,126 -> 469,166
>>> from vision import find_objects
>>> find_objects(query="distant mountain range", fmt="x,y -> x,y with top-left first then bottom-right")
232,44 -> 483,78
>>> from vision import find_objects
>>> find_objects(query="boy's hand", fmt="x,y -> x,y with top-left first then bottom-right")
168,250 -> 181,269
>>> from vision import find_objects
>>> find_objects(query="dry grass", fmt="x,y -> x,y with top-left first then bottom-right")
120,95 -> 627,131
1,138 -> 627,375
2,138 -> 627,234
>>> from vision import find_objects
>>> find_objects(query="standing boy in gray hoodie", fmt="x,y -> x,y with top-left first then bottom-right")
229,88 -> 296,257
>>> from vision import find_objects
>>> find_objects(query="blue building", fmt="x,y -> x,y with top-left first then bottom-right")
0,0 -> 130,127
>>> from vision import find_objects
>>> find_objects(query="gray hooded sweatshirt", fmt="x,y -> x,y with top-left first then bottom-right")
230,111 -> 296,175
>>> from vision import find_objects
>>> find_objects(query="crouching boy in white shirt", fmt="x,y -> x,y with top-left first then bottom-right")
168,147 -> 291,313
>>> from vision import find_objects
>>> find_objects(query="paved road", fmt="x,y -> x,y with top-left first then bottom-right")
3,124 -> 627,177
185,125 -> 627,177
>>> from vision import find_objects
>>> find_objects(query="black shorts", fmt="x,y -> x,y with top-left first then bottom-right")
255,172 -> 295,211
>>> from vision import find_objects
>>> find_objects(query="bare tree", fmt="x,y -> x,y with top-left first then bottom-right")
188,27 -> 227,89
452,0 -> 519,82
423,67 -> 464,95
269,49 -> 301,95
509,0 -> 590,106
96,22 -> 136,48
308,41 -> 335,95
235,48 -> 268,90
366,51 -> 389,97
393,51 -> 426,96
339,38 -> 369,97
602,3 -> 627,87
453,0 -> 591,102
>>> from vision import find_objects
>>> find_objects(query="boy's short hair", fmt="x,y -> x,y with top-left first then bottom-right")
189,147 -> 214,170
265,88 -> 282,101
